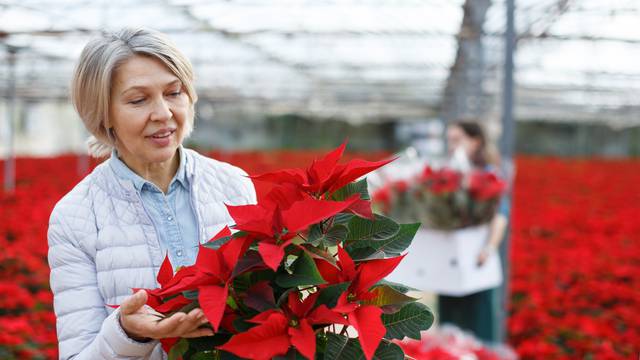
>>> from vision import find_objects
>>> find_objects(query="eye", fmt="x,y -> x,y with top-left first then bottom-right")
129,98 -> 145,105
168,90 -> 182,97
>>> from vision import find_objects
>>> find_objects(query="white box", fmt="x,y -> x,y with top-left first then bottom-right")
386,225 -> 503,297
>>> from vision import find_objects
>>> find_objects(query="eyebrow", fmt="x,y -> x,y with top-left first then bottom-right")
120,79 -> 182,96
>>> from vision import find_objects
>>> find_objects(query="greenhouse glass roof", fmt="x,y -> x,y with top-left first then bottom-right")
1,0 -> 639,127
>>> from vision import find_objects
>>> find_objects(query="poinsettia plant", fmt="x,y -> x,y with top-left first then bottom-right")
130,143 -> 434,360
372,165 -> 506,230
394,325 -> 517,360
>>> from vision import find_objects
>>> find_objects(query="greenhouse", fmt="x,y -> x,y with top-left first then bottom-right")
1,1 -> 639,359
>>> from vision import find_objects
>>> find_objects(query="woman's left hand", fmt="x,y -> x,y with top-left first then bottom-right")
119,290 -> 214,341
477,245 -> 496,267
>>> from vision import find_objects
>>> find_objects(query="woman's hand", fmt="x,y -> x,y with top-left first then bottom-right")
476,244 -> 496,267
119,290 -> 214,341
478,213 -> 508,267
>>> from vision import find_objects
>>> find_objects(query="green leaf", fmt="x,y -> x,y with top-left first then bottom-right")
232,230 -> 249,239
171,301 -> 199,316
343,246 -> 381,261
316,331 -> 329,356
250,269 -> 277,284
231,272 -> 252,295
273,348 -> 307,360
218,350 -> 246,360
307,224 -> 349,247
381,302 -> 434,340
275,252 -> 327,288
323,333 -> 352,359
232,315 -> 257,332
323,333 -> 404,360
307,223 -> 324,245
375,279 -> 419,294
226,295 -> 238,310
362,285 -> 419,308
168,338 -> 189,360
376,223 -> 420,255
333,213 -> 355,225
345,214 -> 400,243
304,245 -> 338,266
187,334 -> 229,350
323,224 -> 349,247
189,350 -> 216,360
331,178 -> 371,201
316,282 -> 350,308
202,234 -> 233,249
201,231 -> 249,250
232,250 -> 265,277
183,289 -> 199,300
371,341 -> 405,360
347,223 -> 420,258
275,288 -> 297,308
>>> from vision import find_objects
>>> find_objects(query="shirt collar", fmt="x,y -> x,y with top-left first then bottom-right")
173,145 -> 189,189
108,145 -> 189,193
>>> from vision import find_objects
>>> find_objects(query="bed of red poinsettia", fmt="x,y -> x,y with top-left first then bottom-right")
508,157 -> 640,359
1,152 -> 639,359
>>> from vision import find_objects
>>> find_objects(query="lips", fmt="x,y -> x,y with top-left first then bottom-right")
147,129 -> 176,139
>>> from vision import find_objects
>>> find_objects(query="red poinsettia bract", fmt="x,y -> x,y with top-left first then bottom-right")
227,184 -> 359,270
148,227 -> 251,332
419,166 -> 462,194
468,170 -> 506,200
316,246 -> 406,360
250,142 -> 394,197
219,292 -> 347,360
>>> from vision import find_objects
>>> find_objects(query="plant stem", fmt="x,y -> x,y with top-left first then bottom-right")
298,285 -> 316,292
229,286 -> 248,314
339,325 -> 349,336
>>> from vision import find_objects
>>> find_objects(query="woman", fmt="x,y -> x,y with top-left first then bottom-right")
438,121 -> 510,342
47,28 -> 256,359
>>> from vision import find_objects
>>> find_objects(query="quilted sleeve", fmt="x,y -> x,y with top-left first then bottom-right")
236,166 -> 257,205
48,200 -> 158,360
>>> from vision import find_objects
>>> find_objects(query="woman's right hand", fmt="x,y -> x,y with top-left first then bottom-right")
119,290 -> 214,341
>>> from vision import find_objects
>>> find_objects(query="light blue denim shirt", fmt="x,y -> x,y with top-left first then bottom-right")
109,146 -> 199,268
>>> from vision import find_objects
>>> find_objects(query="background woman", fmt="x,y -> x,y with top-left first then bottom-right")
438,120 -> 510,342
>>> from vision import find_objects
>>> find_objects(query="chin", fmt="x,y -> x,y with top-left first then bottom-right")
147,145 -> 179,163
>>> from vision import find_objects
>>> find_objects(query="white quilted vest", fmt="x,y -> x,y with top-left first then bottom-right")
48,148 -> 256,359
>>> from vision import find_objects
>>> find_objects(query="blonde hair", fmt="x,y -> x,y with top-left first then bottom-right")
71,27 -> 198,157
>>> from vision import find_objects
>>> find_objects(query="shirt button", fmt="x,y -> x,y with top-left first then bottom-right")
177,250 -> 183,257
167,216 -> 173,221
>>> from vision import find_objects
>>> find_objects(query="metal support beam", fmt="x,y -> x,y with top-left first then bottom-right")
3,46 -> 18,193
501,0 -> 516,160
498,0 -> 516,344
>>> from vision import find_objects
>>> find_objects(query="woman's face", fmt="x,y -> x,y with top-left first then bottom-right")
446,125 -> 480,157
109,55 -> 192,167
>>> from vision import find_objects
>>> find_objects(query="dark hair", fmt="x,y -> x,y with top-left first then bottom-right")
451,121 -> 487,167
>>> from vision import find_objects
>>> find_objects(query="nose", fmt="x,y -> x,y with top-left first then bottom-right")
150,96 -> 172,122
